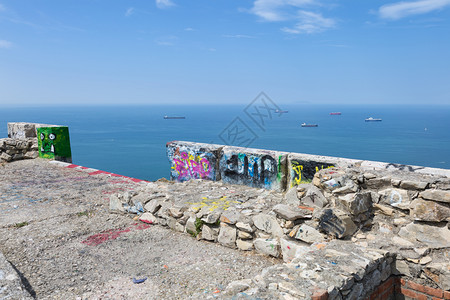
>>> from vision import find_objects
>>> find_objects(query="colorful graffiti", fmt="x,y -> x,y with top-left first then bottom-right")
186,196 -> 238,212
222,153 -> 279,189
290,160 -> 334,187
173,151 -> 211,179
168,145 -> 217,182
37,126 -> 72,163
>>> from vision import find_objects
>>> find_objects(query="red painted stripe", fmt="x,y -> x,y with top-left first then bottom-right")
63,163 -> 149,183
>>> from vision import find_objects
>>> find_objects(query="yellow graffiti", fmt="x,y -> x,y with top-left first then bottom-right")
290,162 -> 335,187
292,162 -> 304,187
187,196 -> 239,212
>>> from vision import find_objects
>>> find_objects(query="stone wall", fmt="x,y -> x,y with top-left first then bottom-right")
167,141 -> 450,191
162,141 -> 450,298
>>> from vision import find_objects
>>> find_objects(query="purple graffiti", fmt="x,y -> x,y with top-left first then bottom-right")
174,152 -> 211,180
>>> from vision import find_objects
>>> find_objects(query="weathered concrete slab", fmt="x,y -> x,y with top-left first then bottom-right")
0,159 -> 277,299
220,146 -> 288,192
166,140 -> 223,182
0,252 -> 33,300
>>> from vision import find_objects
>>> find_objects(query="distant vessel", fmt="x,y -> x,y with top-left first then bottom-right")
330,112 -> 341,115
301,123 -> 318,127
164,116 -> 186,119
275,110 -> 289,113
365,117 -> 382,122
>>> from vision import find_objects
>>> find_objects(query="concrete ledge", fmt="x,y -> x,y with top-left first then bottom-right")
167,141 -> 450,191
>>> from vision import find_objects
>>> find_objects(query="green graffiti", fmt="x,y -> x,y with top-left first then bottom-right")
277,155 -> 282,182
37,126 -> 72,163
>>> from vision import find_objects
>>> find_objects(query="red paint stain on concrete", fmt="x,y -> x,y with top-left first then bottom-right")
81,223 -> 151,246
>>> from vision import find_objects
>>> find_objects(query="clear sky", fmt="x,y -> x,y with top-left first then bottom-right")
1,0 -> 450,106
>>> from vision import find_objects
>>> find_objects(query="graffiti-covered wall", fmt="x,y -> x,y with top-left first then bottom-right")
167,141 -> 450,192
166,141 -> 223,182
220,146 -> 287,192
37,126 -> 72,163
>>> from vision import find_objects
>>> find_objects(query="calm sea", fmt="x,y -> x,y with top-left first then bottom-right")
0,104 -> 449,181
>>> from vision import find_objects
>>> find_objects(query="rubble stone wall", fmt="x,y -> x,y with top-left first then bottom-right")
1,122 -> 50,163
162,141 -> 450,298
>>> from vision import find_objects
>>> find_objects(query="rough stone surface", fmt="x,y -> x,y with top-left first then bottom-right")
273,204 -> 313,221
378,188 -> 411,209
295,224 -> 323,244
218,223 -> 237,248
420,189 -> 450,203
318,209 -> 357,238
252,214 -> 284,238
410,198 -> 450,222
254,238 -> 280,257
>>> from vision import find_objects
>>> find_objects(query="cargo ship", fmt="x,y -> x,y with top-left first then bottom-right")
365,117 -> 382,122
330,112 -> 341,115
301,123 -> 318,127
164,116 -> 186,119
275,110 -> 289,113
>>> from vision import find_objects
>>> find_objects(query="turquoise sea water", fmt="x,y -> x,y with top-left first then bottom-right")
0,104 -> 449,181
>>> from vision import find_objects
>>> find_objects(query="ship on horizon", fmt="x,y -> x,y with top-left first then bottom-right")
365,117 -> 382,122
164,116 -> 186,120
301,123 -> 318,127
330,112 -> 341,115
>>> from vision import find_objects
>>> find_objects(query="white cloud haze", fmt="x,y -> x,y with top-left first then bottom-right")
0,40 -> 12,48
156,0 -> 175,9
379,0 -> 450,20
125,7 -> 135,17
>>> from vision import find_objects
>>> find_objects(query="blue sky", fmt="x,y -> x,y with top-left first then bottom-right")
1,0 -> 450,105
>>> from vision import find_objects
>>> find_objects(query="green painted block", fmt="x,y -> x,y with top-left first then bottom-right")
37,126 -> 72,163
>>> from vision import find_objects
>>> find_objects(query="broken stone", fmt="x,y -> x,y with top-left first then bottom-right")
144,199 -> 162,214
337,192 -> 372,215
201,212 -> 221,224
252,214 -> 284,238
220,208 -> 241,224
238,230 -> 252,240
166,217 -> 184,232
378,188 -> 411,210
236,239 -> 254,251
420,189 -> 450,203
373,203 -> 394,216
400,180 -> 428,190
201,224 -> 219,241
109,195 -> 126,213
302,186 -> 328,208
398,222 -> 450,248
218,223 -> 236,248
393,259 -> 412,276
280,237 -> 310,262
273,204 -> 313,221
410,199 -> 450,222
139,212 -> 158,224
235,221 -> 254,233
318,209 -> 357,239
168,206 -> 184,218
225,279 -> 252,295
332,183 -> 358,195
294,224 -> 323,244
254,238 -> 280,257
285,187 -> 300,206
